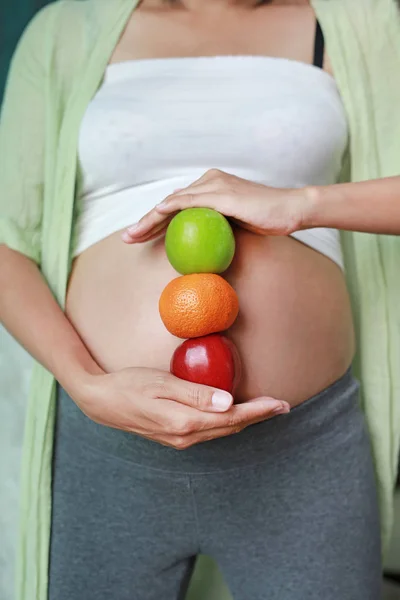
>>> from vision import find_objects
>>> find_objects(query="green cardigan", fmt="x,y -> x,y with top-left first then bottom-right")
0,0 -> 399,598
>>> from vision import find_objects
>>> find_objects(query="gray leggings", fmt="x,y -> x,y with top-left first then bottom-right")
49,369 -> 382,600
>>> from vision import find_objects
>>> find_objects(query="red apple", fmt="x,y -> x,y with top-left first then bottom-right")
170,334 -> 241,395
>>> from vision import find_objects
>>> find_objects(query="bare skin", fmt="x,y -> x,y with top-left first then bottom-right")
0,0 -> 357,451
66,0 -> 355,407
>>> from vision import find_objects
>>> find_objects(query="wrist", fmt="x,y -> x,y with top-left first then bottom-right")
60,369 -> 106,410
54,348 -> 105,403
301,184 -> 348,230
299,185 -> 323,229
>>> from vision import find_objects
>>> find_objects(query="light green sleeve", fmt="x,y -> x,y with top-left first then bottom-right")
0,7 -> 54,266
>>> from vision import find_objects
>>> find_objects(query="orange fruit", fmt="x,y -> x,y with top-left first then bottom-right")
159,273 -> 239,339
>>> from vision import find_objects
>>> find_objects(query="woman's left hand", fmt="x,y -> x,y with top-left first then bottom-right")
122,169 -> 313,244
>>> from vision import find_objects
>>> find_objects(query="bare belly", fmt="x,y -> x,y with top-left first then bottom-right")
66,227 -> 355,406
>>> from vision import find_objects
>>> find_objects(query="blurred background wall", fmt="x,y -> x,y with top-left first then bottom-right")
0,2 -> 399,599
0,0 -> 53,100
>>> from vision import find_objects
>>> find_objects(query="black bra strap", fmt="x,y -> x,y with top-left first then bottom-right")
313,20 -> 325,69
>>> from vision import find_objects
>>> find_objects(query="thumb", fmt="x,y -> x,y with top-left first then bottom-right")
246,396 -> 291,414
165,374 -> 234,413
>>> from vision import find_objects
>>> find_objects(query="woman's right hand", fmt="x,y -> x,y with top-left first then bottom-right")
0,249 -> 287,450
73,367 -> 290,450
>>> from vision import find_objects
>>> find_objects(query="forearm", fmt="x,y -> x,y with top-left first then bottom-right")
0,245 -> 103,397
304,176 -> 400,235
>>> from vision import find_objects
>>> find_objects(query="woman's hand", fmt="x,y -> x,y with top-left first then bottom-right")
74,367 -> 290,450
122,169 -> 312,244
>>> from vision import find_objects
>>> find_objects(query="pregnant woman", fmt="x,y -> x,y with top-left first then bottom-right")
1,0 -> 399,599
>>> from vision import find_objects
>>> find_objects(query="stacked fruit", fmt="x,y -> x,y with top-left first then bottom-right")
159,208 -> 241,394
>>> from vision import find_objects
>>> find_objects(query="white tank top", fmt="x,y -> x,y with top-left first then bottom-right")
75,56 -> 348,268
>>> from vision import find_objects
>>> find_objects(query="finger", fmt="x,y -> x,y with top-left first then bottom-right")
163,372 -> 289,423
124,175 -> 231,239
210,396 -> 290,429
123,184 -> 214,240
157,400 -> 290,449
158,373 -> 234,413
165,168 -> 230,198
158,386 -> 288,430
146,395 -> 290,432
124,395 -> 289,449
135,225 -> 170,244
122,210 -> 172,242
245,395 -> 291,414
126,220 -> 167,242
156,192 -> 233,216
168,170 -> 217,197
124,220 -> 171,244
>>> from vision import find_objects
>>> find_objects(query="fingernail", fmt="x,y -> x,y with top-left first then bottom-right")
212,391 -> 233,411
272,402 -> 291,416
121,231 -> 132,242
155,201 -> 166,209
